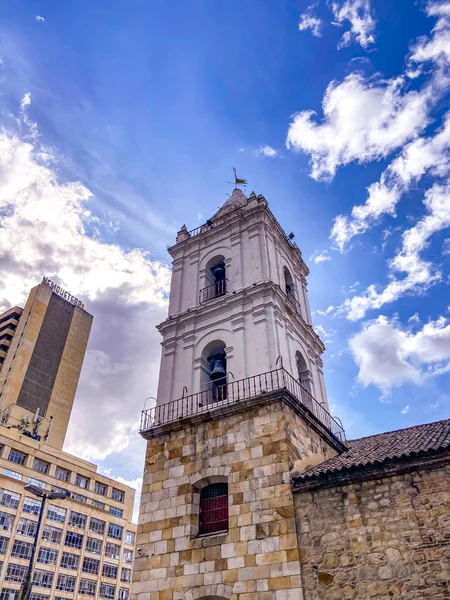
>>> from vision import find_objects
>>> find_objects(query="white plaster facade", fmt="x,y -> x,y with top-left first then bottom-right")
155,189 -> 329,411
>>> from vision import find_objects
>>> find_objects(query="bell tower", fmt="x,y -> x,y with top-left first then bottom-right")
133,189 -> 345,600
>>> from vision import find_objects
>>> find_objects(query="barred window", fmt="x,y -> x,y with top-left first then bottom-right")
75,475 -> 89,489
0,535 -> 9,554
8,450 -> 27,466
105,541 -> 120,559
56,574 -> 76,592
91,498 -> 105,510
198,482 -> 228,535
71,492 -> 87,503
69,511 -> 86,529
102,562 -> 118,579
0,511 -> 14,532
82,556 -> 100,575
60,551 -> 79,570
107,523 -> 123,540
32,458 -> 49,475
121,568 -> 131,583
37,547 -> 58,565
17,517 -> 38,537
28,477 -> 45,490
89,516 -> 105,534
100,583 -> 116,599
94,482 -> 107,496
32,569 -> 54,588
3,468 -> 22,481
111,488 -> 124,502
42,524 -> 62,544
51,486 -> 69,497
109,506 -> 123,517
119,589 -> 129,600
125,530 -> 135,545
11,539 -> 33,559
0,590 -> 19,600
23,496 -> 42,516
30,594 -> 50,600
64,531 -> 83,549
85,536 -> 103,555
47,504 -> 66,523
0,487 -> 20,509
55,467 -> 70,482
123,548 -> 133,564
79,579 -> 97,597
5,562 -> 27,582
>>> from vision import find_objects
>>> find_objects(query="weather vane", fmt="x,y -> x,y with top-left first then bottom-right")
228,167 -> 247,189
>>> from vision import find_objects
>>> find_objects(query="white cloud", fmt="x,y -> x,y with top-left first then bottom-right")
35,15 -> 46,23
257,145 -> 278,157
20,92 -> 31,111
443,238 -> 450,255
350,314 -> 450,392
341,182 -> 450,320
401,405 -> 410,414
299,4 -> 323,37
310,249 -> 331,263
332,0 -> 376,49
315,324 -> 336,342
286,73 -> 431,181
0,109 -> 171,466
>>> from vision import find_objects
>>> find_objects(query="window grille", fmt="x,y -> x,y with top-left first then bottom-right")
5,562 -> 27,582
111,488 -> 124,502
47,504 -> 66,523
102,562 -> 118,579
79,579 -> 97,596
0,511 -> 14,532
0,487 -> 20,509
60,551 -> 79,570
37,547 -> 58,565
89,516 -> 105,534
0,535 -> 9,554
42,524 -> 62,544
91,498 -> 105,509
121,568 -> 131,583
82,556 -> 100,575
8,450 -> 27,466
94,482 -> 107,496
32,458 -> 49,475
71,492 -> 87,503
69,510 -> 86,529
109,506 -> 123,517
30,594 -> 50,600
23,496 -> 42,516
27,477 -> 45,490
125,530 -> 135,545
123,549 -> 133,564
99,583 -> 116,599
64,531 -> 83,549
85,536 -> 103,554
105,542 -> 120,559
198,482 -> 228,535
11,539 -> 33,559
32,569 -> 54,588
0,590 -> 19,600
17,517 -> 37,537
107,523 -> 123,540
56,574 -> 76,592
3,468 -> 22,481
75,475 -> 89,489
51,486 -> 69,497
54,467 -> 70,482
119,589 -> 129,600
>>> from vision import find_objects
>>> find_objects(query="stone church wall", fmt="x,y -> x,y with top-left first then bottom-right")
293,459 -> 450,600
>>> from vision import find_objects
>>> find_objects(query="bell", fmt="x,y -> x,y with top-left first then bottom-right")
210,358 -> 226,381
211,264 -> 225,281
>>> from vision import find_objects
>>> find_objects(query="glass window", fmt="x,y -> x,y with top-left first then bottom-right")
30,594 -> 50,600
89,517 -> 105,535
0,590 -> 19,600
47,504 -> 66,523
105,542 -> 120,559
55,467 -> 70,482
32,458 -> 49,475
125,530 -> 135,545
28,477 -> 45,490
109,506 -> 123,517
82,556 -> 100,575
64,531 -> 83,549
100,583 -> 116,599
94,482 -> 107,496
60,551 -> 79,570
56,574 -> 76,592
121,568 -> 131,583
119,590 -> 129,600
42,524 -> 62,544
3,468 -> 22,481
23,496 -> 42,516
71,492 -> 87,503
91,498 -> 105,509
107,523 -> 123,540
11,539 -> 33,559
0,511 -> 14,532
85,536 -> 103,555
51,486 -> 69,497
102,562 -> 118,579
32,569 -> 53,588
5,562 -> 27,582
69,510 -> 86,529
8,450 -> 27,466
79,579 -> 97,597
0,535 -> 9,554
75,475 -> 89,489
123,548 -> 133,564
0,487 -> 20,509
198,482 -> 228,535
17,517 -> 37,537
37,547 -> 58,565
111,488 -> 124,502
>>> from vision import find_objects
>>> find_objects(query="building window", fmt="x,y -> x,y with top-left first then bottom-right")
125,530 -> 135,545
123,548 -> 133,564
102,562 -> 118,579
37,547 -> 58,565
60,551 -> 79,570
3,468 -> 22,481
296,350 -> 313,395
105,542 -> 120,559
42,524 -> 62,544
85,536 -> 103,555
56,574 -> 76,592
32,458 -> 50,475
119,589 -> 129,600
71,492 -> 87,503
64,531 -> 83,549
17,517 -> 37,537
82,556 -> 100,575
79,579 -> 97,597
198,482 -> 228,536
11,540 -> 33,559
5,562 -> 27,582
0,511 -> 14,532
30,594 -> 49,600
54,467 -> 70,482
0,487 -> 20,509
0,590 -> 19,600
69,510 -> 87,529
89,516 -> 105,535
23,496 -> 42,516
75,474 -> 89,489
121,568 -> 131,583
91,498 -> 105,510
28,477 -> 45,490
94,482 -> 107,496
51,485 -> 69,497
111,488 -> 124,502
47,504 -> 66,523
32,569 -> 54,588
0,535 -> 9,554
107,523 -> 123,540
8,450 -> 27,466
100,583 -> 116,599
109,506 -> 123,517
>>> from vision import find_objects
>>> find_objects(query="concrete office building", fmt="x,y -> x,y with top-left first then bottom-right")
0,280 -> 136,600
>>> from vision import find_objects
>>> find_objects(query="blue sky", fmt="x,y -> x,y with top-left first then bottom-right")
1,0 -> 449,515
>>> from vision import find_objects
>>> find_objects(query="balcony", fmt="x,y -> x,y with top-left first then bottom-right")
199,279 -> 227,304
140,367 -> 345,443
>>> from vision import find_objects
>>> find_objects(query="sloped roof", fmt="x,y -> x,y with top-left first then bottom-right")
210,188 -> 248,220
295,419 -> 450,482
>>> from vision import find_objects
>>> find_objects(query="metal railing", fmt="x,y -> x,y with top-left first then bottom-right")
140,367 -> 345,442
286,290 -> 302,315
199,279 -> 227,303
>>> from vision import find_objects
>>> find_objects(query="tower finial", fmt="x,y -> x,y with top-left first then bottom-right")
232,167 -> 247,187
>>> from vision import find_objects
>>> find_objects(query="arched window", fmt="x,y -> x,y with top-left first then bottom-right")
199,483 -> 228,535
284,267 -> 294,297
200,256 -> 227,303
200,341 -> 227,405
296,350 -> 312,395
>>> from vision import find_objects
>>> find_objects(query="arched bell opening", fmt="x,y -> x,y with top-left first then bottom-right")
296,350 -> 313,395
200,340 -> 227,405
205,255 -> 227,299
284,266 -> 295,299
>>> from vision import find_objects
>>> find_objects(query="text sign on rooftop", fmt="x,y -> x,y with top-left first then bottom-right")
42,277 -> 85,310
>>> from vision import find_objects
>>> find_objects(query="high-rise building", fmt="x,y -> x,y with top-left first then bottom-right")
0,279 -> 136,600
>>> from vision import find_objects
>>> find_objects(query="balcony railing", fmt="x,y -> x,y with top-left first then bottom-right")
140,367 -> 345,442
199,279 -> 227,303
